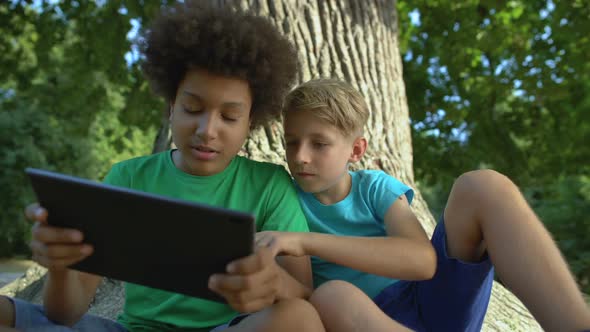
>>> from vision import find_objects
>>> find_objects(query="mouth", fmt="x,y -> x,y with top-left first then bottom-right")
190,145 -> 219,161
296,172 -> 315,177
193,145 -> 218,153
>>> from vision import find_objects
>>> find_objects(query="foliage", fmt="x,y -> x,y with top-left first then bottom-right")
0,0 -> 165,257
1,1 -> 588,295
398,0 -> 590,188
527,176 -> 590,292
397,0 -> 590,292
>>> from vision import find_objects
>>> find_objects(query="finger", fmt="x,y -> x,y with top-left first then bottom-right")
30,241 -> 93,260
33,252 -> 89,270
267,241 -> 283,257
254,238 -> 281,257
32,223 -> 84,244
208,274 -> 253,293
209,267 -> 277,293
236,278 -> 277,301
213,285 -> 275,314
254,232 -> 265,242
227,247 -> 273,274
254,235 -> 273,249
210,276 -> 278,312
24,203 -> 47,224
30,241 -> 93,269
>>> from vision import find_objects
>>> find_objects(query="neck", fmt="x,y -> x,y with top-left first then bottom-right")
314,172 -> 352,205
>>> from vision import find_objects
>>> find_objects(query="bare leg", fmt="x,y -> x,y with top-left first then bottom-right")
225,298 -> 325,332
0,296 -> 15,327
444,169 -> 590,332
309,280 -> 411,332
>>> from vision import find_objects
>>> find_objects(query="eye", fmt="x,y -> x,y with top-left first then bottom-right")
183,107 -> 203,114
312,142 -> 328,149
222,114 -> 238,122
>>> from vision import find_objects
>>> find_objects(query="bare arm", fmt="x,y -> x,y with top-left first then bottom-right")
275,256 -> 313,300
26,204 -> 101,325
258,195 -> 436,280
43,270 -> 102,325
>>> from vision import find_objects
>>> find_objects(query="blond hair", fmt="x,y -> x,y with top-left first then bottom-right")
283,78 -> 370,136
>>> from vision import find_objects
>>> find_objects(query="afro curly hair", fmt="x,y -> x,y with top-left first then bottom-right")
141,1 -> 299,128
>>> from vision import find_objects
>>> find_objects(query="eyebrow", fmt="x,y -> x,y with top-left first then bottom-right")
182,91 -> 246,110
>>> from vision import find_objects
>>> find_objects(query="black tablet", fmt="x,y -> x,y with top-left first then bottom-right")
25,167 -> 255,302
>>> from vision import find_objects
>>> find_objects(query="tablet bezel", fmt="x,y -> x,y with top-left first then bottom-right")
25,167 -> 255,302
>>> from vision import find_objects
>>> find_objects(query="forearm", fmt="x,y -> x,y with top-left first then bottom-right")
275,256 -> 313,300
275,267 -> 312,300
303,233 -> 436,280
43,269 -> 102,325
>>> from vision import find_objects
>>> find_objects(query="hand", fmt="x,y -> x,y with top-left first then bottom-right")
25,203 -> 93,271
208,246 -> 281,313
255,231 -> 306,257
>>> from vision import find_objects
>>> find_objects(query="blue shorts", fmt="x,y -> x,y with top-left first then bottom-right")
9,297 -> 127,332
373,216 -> 494,332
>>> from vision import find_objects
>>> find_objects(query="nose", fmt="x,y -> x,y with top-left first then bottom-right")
195,112 -> 217,141
293,144 -> 310,165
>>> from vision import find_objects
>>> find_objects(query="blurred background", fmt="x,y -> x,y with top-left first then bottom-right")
1,0 -> 588,294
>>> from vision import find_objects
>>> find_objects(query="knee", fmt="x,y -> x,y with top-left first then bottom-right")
268,298 -> 323,330
453,169 -> 519,204
310,280 -> 364,316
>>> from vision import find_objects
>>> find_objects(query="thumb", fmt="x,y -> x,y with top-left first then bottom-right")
24,203 -> 48,224
267,239 -> 285,257
256,238 -> 281,257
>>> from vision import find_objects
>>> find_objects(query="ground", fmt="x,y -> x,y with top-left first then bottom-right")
0,259 -> 33,289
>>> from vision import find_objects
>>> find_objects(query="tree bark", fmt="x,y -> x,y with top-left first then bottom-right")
216,1 -> 542,330
1,1 -> 542,330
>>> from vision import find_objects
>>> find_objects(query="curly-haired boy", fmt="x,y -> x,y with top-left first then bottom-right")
0,2 -> 325,332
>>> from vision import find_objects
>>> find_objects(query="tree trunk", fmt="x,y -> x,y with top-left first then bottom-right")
1,1 -> 542,330
218,1 -> 542,330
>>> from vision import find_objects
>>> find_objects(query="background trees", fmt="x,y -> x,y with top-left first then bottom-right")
1,0 -> 588,329
398,0 -> 590,292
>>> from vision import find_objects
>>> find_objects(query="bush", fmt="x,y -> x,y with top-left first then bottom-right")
0,102 -> 154,258
527,176 -> 590,293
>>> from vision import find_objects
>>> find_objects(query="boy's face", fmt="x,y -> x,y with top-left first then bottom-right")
169,68 -> 252,176
284,109 -> 362,198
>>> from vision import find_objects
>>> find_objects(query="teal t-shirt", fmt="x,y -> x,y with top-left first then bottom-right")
296,170 -> 413,299
102,150 -> 309,331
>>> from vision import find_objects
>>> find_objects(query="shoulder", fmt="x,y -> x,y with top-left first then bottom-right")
353,169 -> 414,204
235,157 -> 291,182
353,169 -> 400,188
104,151 -> 168,185
236,156 -> 284,171
354,169 -> 389,180
111,151 -> 167,171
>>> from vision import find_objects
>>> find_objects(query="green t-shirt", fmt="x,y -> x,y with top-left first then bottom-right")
102,150 -> 309,331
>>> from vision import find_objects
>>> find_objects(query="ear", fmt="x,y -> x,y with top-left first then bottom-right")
349,136 -> 367,163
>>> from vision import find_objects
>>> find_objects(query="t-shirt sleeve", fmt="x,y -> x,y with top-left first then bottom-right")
260,167 -> 309,233
368,171 -> 414,220
102,162 -> 131,188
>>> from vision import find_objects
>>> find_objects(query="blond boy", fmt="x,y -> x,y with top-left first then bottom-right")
257,78 -> 590,332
